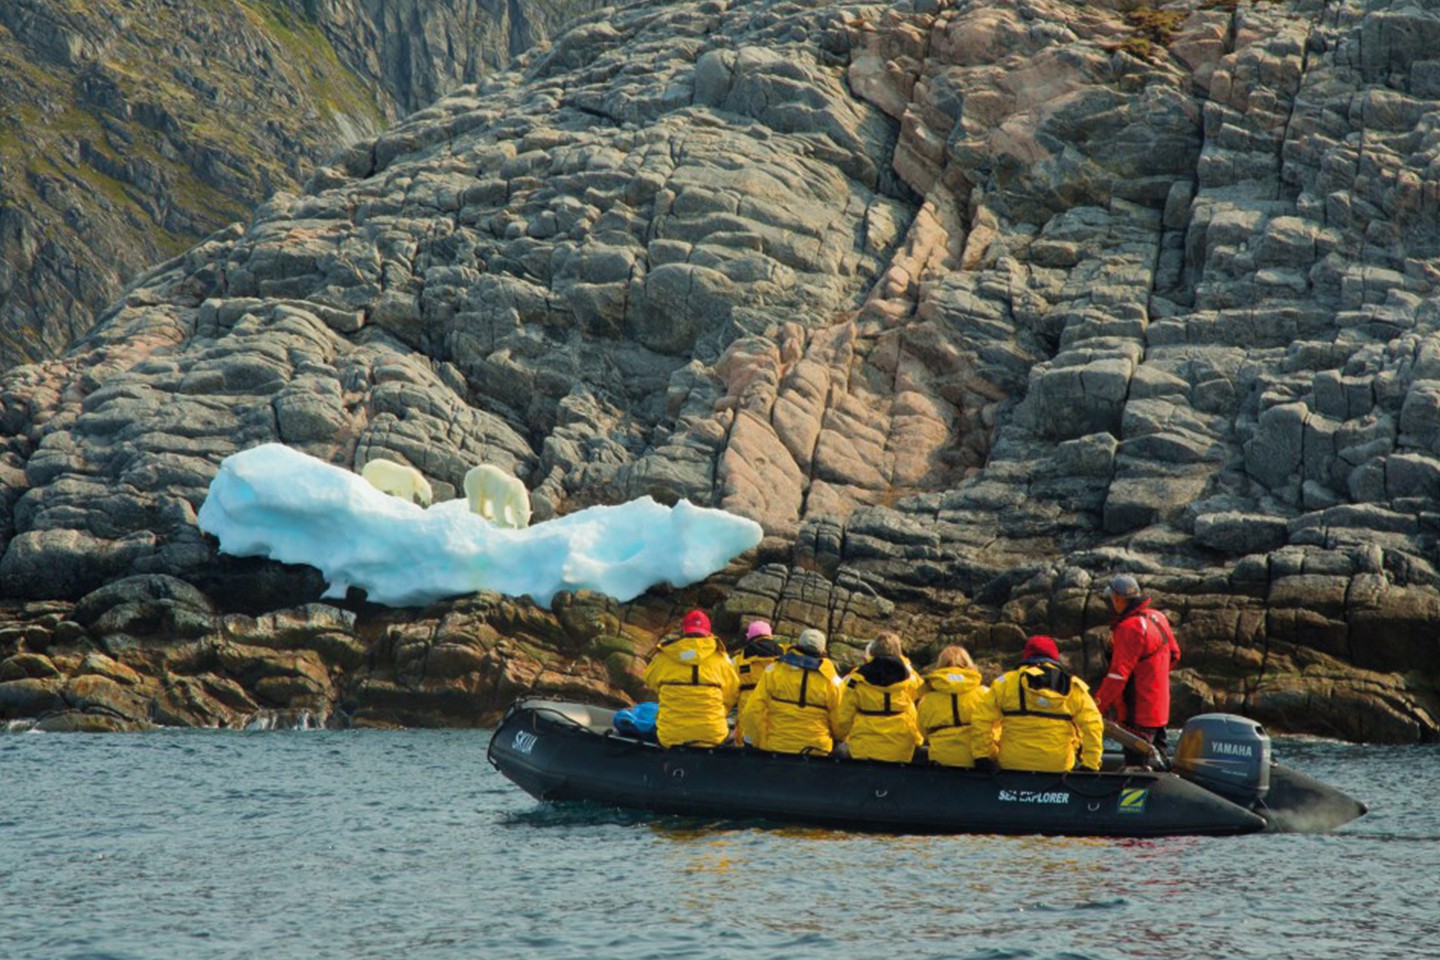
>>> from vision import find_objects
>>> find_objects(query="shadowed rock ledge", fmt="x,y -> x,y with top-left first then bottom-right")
2,0 -> 1438,741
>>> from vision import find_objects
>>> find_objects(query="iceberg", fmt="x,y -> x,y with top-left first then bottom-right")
197,444 -> 764,607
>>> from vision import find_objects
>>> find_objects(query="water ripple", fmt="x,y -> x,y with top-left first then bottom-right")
0,731 -> 1435,960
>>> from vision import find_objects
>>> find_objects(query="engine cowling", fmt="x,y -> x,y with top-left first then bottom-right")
1172,713 -> 1271,807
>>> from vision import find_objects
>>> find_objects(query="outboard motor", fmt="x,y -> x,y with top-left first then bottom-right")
1172,713 -> 1271,807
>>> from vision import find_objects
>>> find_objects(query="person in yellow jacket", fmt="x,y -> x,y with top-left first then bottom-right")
916,645 -> 989,768
838,633 -> 923,762
733,620 -> 785,716
738,629 -> 844,754
970,635 -> 1103,773
642,609 -> 739,748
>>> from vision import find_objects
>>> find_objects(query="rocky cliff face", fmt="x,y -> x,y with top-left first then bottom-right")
0,0 -> 601,371
311,0 -> 593,117
2,0 -> 1438,741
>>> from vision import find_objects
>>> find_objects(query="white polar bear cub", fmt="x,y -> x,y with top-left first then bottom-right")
464,463 -> 531,529
360,457 -> 433,508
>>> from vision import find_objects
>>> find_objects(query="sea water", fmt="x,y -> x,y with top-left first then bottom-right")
1,730 -> 1435,960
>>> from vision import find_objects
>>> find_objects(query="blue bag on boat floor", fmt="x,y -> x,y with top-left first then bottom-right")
613,701 -> 658,738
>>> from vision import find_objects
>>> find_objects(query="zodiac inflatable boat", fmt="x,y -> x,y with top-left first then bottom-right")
487,699 -> 1367,837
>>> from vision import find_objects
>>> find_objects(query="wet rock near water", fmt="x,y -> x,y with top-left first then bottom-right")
0,579 -> 702,731
1,0 -> 1439,740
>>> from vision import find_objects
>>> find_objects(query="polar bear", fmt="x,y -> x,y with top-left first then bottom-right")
463,463 -> 531,529
360,457 -> 433,507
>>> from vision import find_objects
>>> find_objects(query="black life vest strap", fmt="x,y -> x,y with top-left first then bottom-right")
738,655 -> 779,692
772,668 -> 828,710
856,689 -> 901,716
1118,611 -> 1173,717
928,693 -> 968,731
842,675 -> 901,717
1001,674 -> 1073,722
1120,609 -> 1174,664
659,664 -> 721,689
1119,612 -> 1172,718
1136,611 -> 1172,662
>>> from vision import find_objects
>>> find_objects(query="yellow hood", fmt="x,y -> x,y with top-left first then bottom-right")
658,634 -> 721,664
921,666 -> 983,695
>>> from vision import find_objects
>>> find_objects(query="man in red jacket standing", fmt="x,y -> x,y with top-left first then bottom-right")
1096,573 -> 1181,768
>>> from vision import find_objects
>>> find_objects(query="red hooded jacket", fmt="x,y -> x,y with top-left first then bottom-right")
1095,599 -> 1180,729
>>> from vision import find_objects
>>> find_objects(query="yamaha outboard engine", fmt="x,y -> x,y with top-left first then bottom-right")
1172,714 -> 1271,807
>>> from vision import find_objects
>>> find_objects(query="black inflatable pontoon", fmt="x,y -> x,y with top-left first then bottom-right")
487,699 -> 1367,837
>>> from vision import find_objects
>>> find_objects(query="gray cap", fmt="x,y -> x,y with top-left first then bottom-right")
1104,573 -> 1141,599
796,627 -> 827,653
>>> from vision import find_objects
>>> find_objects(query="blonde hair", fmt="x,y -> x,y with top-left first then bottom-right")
870,632 -> 904,659
932,645 -> 976,671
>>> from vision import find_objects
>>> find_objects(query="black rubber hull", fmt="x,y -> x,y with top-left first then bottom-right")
1263,760 -> 1369,833
488,700 -> 1270,837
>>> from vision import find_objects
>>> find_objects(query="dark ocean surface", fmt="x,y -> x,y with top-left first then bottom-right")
2,729 -> 1435,960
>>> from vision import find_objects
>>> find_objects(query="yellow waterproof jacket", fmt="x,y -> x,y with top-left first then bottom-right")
838,657 -> 923,763
738,651 -> 844,754
971,661 -> 1103,773
642,634 -> 739,747
916,666 -> 988,768
796,654 -> 841,682
734,638 -> 784,714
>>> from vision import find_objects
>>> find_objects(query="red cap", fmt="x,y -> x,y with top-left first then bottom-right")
681,610 -> 711,636
1022,635 -> 1060,661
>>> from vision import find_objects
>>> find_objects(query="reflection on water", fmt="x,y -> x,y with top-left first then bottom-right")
1,730 -> 1435,960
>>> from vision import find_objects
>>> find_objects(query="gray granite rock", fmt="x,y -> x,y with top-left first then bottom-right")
0,0 -> 1437,740
1194,512 -> 1290,555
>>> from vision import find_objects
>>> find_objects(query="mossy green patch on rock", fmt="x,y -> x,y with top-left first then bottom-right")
3,0 -> 603,370
0,0 -> 388,370
239,0 -> 385,130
